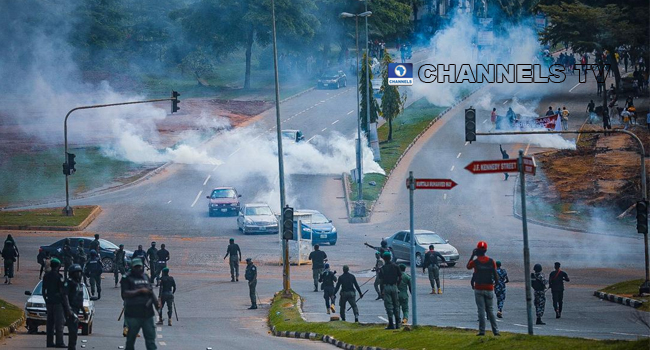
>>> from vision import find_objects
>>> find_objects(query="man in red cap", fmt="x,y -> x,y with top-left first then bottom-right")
466,241 -> 500,336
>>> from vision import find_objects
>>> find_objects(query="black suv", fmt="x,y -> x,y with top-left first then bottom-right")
40,238 -> 133,273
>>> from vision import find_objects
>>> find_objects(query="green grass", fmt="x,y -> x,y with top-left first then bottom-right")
348,99 -> 445,214
0,206 -> 97,227
0,298 -> 24,329
270,291 -> 649,350
0,146 -> 157,207
600,279 -> 650,312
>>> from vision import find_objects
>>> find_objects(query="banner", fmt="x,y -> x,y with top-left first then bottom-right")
514,114 -> 559,130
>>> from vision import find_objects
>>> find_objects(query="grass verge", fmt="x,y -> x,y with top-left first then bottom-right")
348,99 -> 445,213
270,291 -> 649,350
599,279 -> 650,312
0,298 -> 23,330
0,206 -> 97,227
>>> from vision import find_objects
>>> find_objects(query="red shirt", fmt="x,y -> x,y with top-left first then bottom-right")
467,256 -> 496,291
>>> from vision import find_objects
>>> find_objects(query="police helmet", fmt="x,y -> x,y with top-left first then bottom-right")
69,264 -> 83,273
90,250 -> 98,257
533,264 -> 542,272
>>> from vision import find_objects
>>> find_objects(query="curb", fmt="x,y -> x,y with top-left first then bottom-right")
270,325 -> 398,350
0,205 -> 102,232
342,173 -> 371,224
593,291 -> 645,309
0,312 -> 25,340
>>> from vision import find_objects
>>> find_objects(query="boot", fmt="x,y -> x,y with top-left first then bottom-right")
4,276 -> 7,284
536,317 -> 545,325
157,316 -> 163,325
354,317 -> 359,323
555,310 -> 560,319
7,278 -> 11,285
497,311 -> 502,318
97,291 -> 101,300
326,307 -> 330,315
375,295 -> 382,300
395,316 -> 401,329
402,318 -> 408,325
330,304 -> 336,313
248,303 -> 258,310
231,277 -> 235,282
385,317 -> 395,330
168,319 -> 172,326
123,327 -> 128,337
437,288 -> 442,294
430,288 -> 435,294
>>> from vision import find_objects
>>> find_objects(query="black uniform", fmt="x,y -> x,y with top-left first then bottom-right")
62,277 -> 85,350
132,249 -> 147,268
334,271 -> 362,321
43,269 -> 66,347
549,269 -> 570,316
319,269 -> 337,311
379,261 -> 402,326
153,248 -> 169,285
224,243 -> 242,281
61,244 -> 74,279
146,246 -> 158,280
89,238 -> 100,255
158,275 -> 176,321
308,249 -> 327,290
245,262 -> 257,308
2,242 -> 18,281
84,256 -> 103,298
121,270 -> 157,350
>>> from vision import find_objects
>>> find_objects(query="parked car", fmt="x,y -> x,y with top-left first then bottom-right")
207,187 -> 241,216
39,237 -> 133,273
237,203 -> 279,235
295,209 -> 337,245
317,70 -> 347,89
281,129 -> 305,143
383,230 -> 459,267
24,280 -> 97,335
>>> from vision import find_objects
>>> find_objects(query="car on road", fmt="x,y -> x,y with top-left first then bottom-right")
281,129 -> 305,143
317,70 -> 347,89
24,280 -> 97,335
295,209 -> 337,245
207,187 -> 241,216
237,203 -> 279,235
39,237 -> 133,273
383,230 -> 459,267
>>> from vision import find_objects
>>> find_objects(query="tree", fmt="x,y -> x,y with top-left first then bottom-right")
359,53 -> 380,135
379,50 -> 406,142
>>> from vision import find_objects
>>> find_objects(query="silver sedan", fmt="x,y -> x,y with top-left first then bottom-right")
384,230 -> 460,267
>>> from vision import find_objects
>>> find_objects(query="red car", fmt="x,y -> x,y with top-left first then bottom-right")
206,187 -> 241,216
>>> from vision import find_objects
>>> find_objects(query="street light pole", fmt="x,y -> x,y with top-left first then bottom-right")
364,0 -> 371,139
355,15 -> 363,203
270,0 -> 290,296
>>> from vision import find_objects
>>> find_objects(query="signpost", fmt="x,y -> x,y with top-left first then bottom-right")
464,153 -> 536,335
406,172 -> 457,326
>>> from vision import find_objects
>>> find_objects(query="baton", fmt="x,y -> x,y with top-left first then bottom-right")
359,275 -> 376,288
442,265 -> 445,293
346,290 -> 368,311
173,300 -> 179,322
17,256 -> 19,272
118,307 -> 124,321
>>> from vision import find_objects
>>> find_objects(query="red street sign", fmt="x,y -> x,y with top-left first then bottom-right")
522,156 -> 536,175
465,159 -> 519,174
407,178 -> 458,190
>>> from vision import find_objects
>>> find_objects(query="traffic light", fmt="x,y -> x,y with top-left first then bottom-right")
67,153 -> 76,175
465,107 -> 476,143
282,205 -> 294,240
62,162 -> 69,176
637,200 -> 648,234
171,90 -> 180,113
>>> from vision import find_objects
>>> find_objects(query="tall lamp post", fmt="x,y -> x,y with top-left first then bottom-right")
362,0 -> 371,139
340,10 -> 372,216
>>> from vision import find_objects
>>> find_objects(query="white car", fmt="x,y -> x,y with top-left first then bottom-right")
237,203 -> 279,235
384,230 -> 460,267
24,280 -> 96,335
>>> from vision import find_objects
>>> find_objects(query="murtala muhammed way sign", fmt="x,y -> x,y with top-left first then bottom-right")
464,157 -> 536,176
406,178 -> 458,190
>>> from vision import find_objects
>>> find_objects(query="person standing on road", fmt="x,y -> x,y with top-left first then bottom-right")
132,245 -> 147,270
549,262 -> 570,319
308,245 -> 327,292
121,258 -> 158,350
114,244 -> 127,288
371,251 -> 384,300
319,263 -> 337,314
245,258 -> 258,309
84,250 -> 103,299
147,242 -> 158,282
2,240 -> 18,284
398,264 -> 411,325
43,258 -> 66,348
154,244 -> 170,287
466,241 -> 500,336
4,234 -> 19,257
379,251 -> 402,330
494,261 -> 509,318
334,265 -> 363,323
561,106 -> 570,130
531,263 -> 548,325
38,249 -> 51,280
224,238 -> 242,282
423,245 -> 445,294
499,145 -> 509,181
89,234 -> 101,257
62,264 -> 85,350
61,238 -> 74,280
74,240 -> 87,283
157,267 -> 176,326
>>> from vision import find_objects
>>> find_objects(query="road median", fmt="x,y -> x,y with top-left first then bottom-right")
0,205 -> 101,231
595,279 -> 649,312
0,298 -> 25,340
268,290 -> 648,350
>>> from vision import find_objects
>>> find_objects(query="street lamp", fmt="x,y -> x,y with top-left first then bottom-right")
340,10 -> 372,216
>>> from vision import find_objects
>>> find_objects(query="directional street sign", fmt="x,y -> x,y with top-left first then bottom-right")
406,178 -> 458,190
464,158 -> 536,175
522,156 -> 536,175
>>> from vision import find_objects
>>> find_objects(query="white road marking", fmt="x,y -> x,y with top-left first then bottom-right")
610,332 -> 650,337
569,82 -> 580,92
320,100 -> 325,103
321,128 -> 328,132
347,110 -> 354,115
190,190 -> 203,208
228,148 -> 241,158
203,175 -> 211,186
157,334 -> 163,338
157,327 -> 162,332
167,200 -> 171,204
465,141 -> 469,146
307,136 -> 316,143
457,153 -> 462,158
483,119 -> 488,124
450,165 -> 455,171
159,342 -> 166,346
524,143 -> 531,155
378,316 -> 388,322
332,120 -> 339,125
212,164 -> 221,172
443,193 -> 447,200
554,329 -> 580,332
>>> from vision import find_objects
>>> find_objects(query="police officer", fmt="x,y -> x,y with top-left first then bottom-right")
398,264 -> 411,325
154,244 -> 170,286
372,251 -> 384,300
89,234 -> 101,256
61,238 -> 74,280
74,240 -> 87,283
132,245 -> 147,269
114,244 -> 127,288
319,263 -> 337,314
379,251 -> 401,329
333,265 -> 363,322
146,242 -> 158,282
223,238 -> 241,282
121,258 -> 158,350
423,245 -> 446,294
43,257 -> 66,348
157,267 -> 176,326
84,250 -> 103,299
308,245 -> 327,292
62,264 -> 85,350
245,258 -> 257,309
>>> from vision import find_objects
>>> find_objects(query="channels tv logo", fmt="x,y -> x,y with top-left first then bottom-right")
388,63 -> 413,86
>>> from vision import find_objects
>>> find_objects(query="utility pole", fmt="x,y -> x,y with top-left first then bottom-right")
408,171 -> 417,326
518,150 -> 534,335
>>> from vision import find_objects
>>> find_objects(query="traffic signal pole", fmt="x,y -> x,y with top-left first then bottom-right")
518,150 -> 534,335
62,94 -> 180,216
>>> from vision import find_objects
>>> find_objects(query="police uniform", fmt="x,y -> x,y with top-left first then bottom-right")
114,248 -> 127,286
532,271 -> 547,319
153,248 -> 169,285
121,260 -> 157,350
333,268 -> 362,322
423,249 -> 444,293
245,259 -> 257,309
84,253 -> 103,299
63,267 -> 85,350
373,253 -> 384,299
308,248 -> 327,291
43,260 -> 66,347
61,242 -> 74,279
224,242 -> 241,281
398,270 -> 411,323
379,258 -> 402,328
319,268 -> 337,313
146,245 -> 158,281
158,269 -> 176,325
